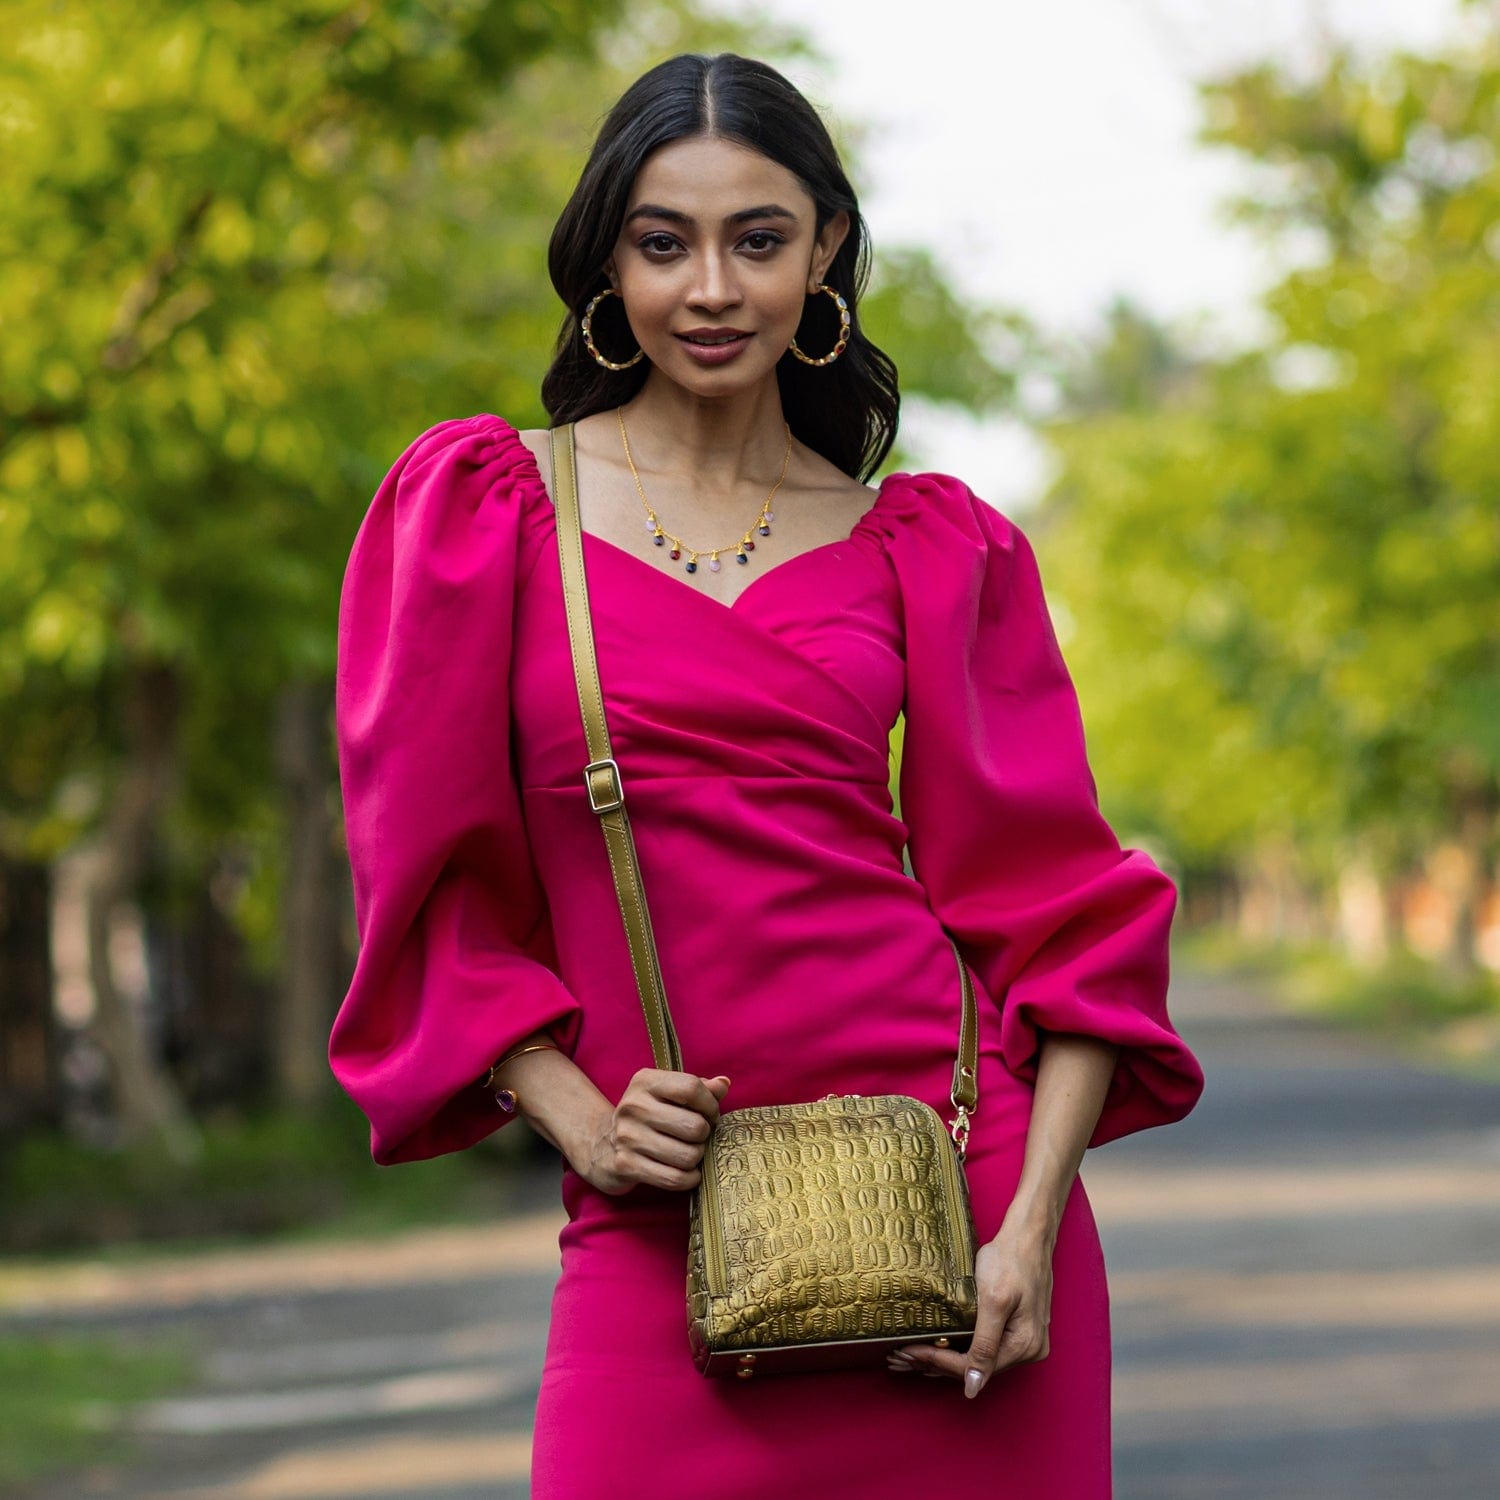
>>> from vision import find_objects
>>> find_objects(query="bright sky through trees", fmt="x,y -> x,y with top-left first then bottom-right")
718,0 -> 1476,500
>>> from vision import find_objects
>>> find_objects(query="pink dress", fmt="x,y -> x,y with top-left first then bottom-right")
329,412 -> 1204,1498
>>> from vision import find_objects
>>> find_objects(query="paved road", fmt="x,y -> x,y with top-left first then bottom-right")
5,969 -> 1499,1499
1093,975 -> 1500,1499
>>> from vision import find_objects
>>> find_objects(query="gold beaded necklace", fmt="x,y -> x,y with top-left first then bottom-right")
616,405 -> 792,576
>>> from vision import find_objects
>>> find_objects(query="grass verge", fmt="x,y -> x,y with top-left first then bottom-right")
0,1330 -> 193,1491
1176,927 -> 1500,1080
0,1092 -> 547,1258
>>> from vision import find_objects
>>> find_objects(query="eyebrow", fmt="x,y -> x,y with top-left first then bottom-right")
623,203 -> 800,228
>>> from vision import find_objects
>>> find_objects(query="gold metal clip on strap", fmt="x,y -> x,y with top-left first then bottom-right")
949,1105 -> 973,1159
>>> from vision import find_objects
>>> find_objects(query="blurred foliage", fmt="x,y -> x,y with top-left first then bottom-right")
1177,924 -> 1500,1078
1029,19 -> 1499,903
0,1 -> 1018,976
0,1092 -> 521,1252
0,0 -> 625,845
0,1329 -> 193,1488
862,245 -> 1028,413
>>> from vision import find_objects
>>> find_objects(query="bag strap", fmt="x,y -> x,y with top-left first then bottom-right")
549,421 -> 683,1075
547,422 -> 978,1140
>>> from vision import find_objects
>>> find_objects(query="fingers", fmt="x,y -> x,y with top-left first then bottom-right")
883,1308 -> 1013,1390
885,1299 -> 1051,1395
957,1292 -> 1015,1399
984,1320 -> 1049,1387
629,1158 -> 702,1192
602,1070 -> 733,1193
634,1129 -> 708,1173
611,1109 -> 704,1177
627,1075 -> 726,1145
648,1102 -> 715,1146
885,1344 -> 969,1381
629,1068 -> 730,1126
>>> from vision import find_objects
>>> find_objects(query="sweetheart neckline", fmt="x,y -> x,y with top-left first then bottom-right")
502,418 -> 893,615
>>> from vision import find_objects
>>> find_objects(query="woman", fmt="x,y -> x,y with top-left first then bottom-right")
330,51 -> 1204,1498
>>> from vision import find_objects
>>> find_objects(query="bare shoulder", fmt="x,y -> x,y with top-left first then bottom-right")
795,445 -> 880,521
514,428 -> 552,483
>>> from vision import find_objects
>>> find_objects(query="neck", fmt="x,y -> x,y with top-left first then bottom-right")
617,370 -> 790,496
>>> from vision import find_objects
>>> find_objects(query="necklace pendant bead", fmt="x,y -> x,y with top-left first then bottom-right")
615,407 -> 792,586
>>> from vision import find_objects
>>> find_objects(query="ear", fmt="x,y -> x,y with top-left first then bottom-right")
809,209 -> 851,291
602,256 -> 621,292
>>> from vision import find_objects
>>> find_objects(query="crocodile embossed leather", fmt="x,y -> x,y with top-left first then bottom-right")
688,1094 -> 978,1376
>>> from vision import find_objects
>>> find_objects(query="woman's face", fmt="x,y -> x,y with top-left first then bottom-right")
603,134 -> 850,395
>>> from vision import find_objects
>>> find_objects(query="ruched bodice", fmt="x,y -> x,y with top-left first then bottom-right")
508,444 -> 907,793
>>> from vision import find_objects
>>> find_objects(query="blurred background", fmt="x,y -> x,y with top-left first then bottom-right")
1,1 -> 1496,1496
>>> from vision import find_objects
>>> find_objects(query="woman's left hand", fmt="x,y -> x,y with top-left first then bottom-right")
887,1213 -> 1054,1398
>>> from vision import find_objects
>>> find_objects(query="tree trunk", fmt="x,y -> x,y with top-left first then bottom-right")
0,856 -> 60,1136
273,678 -> 338,1113
1336,847 -> 1391,968
1433,787 -> 1497,983
1237,841 -> 1310,945
84,661 -> 198,1160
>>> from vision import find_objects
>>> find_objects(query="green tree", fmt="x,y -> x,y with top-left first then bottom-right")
0,0 -> 625,1152
1034,13 -> 1499,976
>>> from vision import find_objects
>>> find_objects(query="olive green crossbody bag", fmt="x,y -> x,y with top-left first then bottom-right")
548,422 -> 979,1378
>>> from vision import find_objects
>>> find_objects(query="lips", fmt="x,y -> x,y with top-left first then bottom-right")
676,330 -> 753,346
675,328 -> 755,367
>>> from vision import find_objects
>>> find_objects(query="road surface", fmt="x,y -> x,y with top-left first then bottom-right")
5,970 -> 1499,1498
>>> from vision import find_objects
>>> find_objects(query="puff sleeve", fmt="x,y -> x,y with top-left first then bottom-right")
329,414 -> 581,1165
883,475 -> 1204,1148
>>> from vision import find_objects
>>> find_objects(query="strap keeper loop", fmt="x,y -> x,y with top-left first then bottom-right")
949,1061 -> 978,1113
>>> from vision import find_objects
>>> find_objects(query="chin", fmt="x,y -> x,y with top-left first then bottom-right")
661,350 -> 782,394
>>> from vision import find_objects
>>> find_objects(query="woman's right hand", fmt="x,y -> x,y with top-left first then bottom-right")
579,1069 -> 731,1195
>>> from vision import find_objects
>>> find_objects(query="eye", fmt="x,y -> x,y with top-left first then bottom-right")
638,232 -> 681,258
740,230 -> 785,254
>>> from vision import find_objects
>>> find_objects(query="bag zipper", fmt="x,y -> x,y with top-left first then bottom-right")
933,1107 -> 974,1281
698,1145 -> 731,1296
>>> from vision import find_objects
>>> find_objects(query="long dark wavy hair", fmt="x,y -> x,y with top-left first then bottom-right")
540,53 -> 899,483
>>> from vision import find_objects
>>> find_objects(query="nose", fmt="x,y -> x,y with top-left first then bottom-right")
687,248 -> 742,313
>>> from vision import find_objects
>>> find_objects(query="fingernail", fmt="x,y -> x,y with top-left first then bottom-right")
886,1357 -> 914,1374
965,1368 -> 985,1399
887,1350 -> 917,1367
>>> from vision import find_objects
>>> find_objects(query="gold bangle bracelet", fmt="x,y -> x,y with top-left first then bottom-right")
482,1042 -> 560,1094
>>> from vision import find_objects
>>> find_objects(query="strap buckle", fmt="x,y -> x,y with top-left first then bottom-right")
584,757 -> 625,814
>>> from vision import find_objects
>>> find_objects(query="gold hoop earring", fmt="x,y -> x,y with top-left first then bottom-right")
788,282 -> 851,367
581,287 -> 644,371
